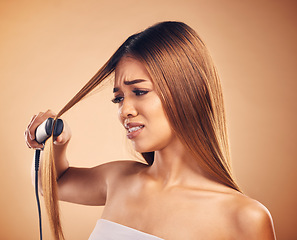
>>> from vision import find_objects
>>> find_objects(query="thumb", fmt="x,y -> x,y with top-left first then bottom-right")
54,135 -> 63,145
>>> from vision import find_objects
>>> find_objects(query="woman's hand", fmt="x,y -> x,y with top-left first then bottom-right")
24,109 -> 71,149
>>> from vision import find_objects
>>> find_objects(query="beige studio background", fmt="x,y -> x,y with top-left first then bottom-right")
0,0 -> 296,239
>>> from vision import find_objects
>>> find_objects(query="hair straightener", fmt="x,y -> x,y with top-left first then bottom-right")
34,118 -> 64,240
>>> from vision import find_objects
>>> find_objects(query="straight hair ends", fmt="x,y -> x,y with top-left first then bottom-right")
42,136 -> 64,240
41,21 -> 241,239
41,60 -> 116,239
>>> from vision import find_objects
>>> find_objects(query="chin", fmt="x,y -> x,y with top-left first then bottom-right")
132,144 -> 150,154
131,141 -> 160,154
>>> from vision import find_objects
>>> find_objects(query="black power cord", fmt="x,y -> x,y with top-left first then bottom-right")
33,118 -> 64,240
34,149 -> 43,240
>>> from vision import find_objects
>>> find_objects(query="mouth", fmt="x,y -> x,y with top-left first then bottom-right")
125,122 -> 145,139
127,125 -> 144,133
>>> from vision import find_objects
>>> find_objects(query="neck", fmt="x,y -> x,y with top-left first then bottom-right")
146,137 -> 208,189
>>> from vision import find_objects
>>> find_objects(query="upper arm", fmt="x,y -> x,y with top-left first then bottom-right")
57,161 -> 139,206
236,199 -> 276,240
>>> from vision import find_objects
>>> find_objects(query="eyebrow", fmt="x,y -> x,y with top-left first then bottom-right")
113,79 -> 147,93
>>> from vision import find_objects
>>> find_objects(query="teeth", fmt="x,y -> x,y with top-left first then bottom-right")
128,125 -> 144,133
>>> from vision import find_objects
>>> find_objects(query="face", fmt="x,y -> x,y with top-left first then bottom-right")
113,56 -> 176,153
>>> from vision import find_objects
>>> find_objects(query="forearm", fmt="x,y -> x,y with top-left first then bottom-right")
26,110 -> 72,192
53,142 -> 70,179
30,142 -> 70,191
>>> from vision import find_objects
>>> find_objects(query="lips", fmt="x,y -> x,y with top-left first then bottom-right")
127,125 -> 144,133
125,122 -> 145,139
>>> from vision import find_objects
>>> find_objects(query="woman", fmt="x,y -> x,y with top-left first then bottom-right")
25,21 -> 276,239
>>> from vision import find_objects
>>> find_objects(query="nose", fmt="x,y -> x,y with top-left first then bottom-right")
119,98 -> 138,120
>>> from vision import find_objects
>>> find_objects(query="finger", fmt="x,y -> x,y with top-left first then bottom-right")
28,112 -> 44,140
54,135 -> 63,144
27,114 -> 37,128
29,109 -> 56,141
53,128 -> 67,145
25,129 -> 44,149
25,137 -> 32,149
53,120 -> 71,146
24,129 -> 31,144
26,114 -> 39,138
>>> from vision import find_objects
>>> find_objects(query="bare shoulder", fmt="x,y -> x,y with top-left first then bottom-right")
226,192 -> 276,240
100,159 -> 147,173
97,160 -> 147,182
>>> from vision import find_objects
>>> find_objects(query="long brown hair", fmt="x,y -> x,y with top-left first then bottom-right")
42,21 -> 241,239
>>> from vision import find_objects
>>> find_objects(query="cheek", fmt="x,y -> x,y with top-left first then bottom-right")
129,93 -> 175,152
144,96 -> 166,122
117,104 -> 125,124
117,106 -> 122,122
145,98 -> 173,139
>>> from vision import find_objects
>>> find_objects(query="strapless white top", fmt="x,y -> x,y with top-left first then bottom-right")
88,219 -> 164,240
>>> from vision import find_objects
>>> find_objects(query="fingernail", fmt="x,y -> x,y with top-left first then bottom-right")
29,133 -> 34,140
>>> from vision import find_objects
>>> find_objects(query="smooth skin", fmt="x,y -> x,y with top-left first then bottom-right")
25,56 -> 276,239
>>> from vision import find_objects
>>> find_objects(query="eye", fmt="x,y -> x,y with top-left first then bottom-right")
133,90 -> 149,96
111,96 -> 124,104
